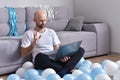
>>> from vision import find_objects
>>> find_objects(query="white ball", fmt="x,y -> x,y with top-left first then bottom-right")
72,69 -> 83,79
104,61 -> 119,76
95,74 -> 111,80
113,70 -> 120,80
41,68 -> 56,78
22,61 -> 34,69
57,78 -> 64,80
116,60 -> 120,68
16,67 -> 26,78
90,63 -> 102,71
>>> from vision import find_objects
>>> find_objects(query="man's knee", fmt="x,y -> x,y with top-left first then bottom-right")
78,47 -> 85,54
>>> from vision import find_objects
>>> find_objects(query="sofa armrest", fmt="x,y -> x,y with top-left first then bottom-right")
83,22 -> 110,55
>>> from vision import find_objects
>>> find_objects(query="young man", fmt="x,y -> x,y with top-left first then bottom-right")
21,10 -> 85,77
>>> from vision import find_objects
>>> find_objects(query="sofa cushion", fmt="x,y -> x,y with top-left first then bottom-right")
65,16 -> 84,31
15,8 -> 26,35
0,8 -> 9,36
0,37 -> 22,67
57,31 -> 96,52
0,8 -> 26,36
25,6 -> 69,31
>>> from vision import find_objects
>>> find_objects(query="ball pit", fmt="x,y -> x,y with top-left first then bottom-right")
7,59 -> 120,80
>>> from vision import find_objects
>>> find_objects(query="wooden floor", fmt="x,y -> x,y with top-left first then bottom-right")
0,53 -> 120,80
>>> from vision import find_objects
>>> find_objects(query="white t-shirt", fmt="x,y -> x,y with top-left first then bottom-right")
21,28 -> 61,62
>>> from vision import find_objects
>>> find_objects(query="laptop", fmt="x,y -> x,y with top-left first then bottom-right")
48,40 -> 82,61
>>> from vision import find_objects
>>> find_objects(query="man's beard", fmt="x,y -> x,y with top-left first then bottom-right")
37,24 -> 46,29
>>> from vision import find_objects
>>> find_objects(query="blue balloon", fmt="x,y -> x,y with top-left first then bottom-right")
24,69 -> 39,80
79,66 -> 90,75
7,74 -> 20,80
82,60 -> 92,68
75,57 -> 85,68
76,73 -> 92,80
63,74 -> 75,80
101,59 -> 111,68
90,67 -> 107,80
46,73 -> 60,80
31,75 -> 45,80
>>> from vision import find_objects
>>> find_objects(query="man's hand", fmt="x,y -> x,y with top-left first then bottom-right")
32,32 -> 41,46
60,56 -> 71,62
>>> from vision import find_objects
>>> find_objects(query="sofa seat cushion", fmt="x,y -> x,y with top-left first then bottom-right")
0,36 -> 23,67
57,31 -> 96,52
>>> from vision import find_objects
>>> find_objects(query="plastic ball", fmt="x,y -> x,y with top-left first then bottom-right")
46,73 -> 60,80
57,78 -> 64,80
82,60 -> 92,68
91,63 -> 102,71
31,75 -> 45,80
24,69 -> 39,80
75,57 -> 85,68
95,74 -> 111,80
7,74 -> 20,80
79,66 -> 90,75
76,73 -> 92,80
116,60 -> 120,68
41,68 -> 56,79
22,61 -> 34,69
90,67 -> 106,80
113,70 -> 120,80
104,61 -> 119,76
16,67 -> 26,78
101,59 -> 111,68
63,74 -> 75,80
72,69 -> 83,78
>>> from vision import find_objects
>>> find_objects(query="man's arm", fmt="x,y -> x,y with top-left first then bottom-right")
21,43 -> 35,57
53,44 -> 60,50
21,32 -> 41,57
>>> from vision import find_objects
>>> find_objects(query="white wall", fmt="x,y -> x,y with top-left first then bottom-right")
0,0 -> 74,17
74,0 -> 120,53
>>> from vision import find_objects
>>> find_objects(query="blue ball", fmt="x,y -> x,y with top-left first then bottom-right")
79,66 -> 90,75
90,67 -> 107,80
7,74 -> 20,80
31,75 -> 45,80
75,57 -> 85,68
82,60 -> 92,68
46,73 -> 60,80
24,69 -> 39,80
76,73 -> 92,80
101,59 -> 111,68
63,74 -> 75,80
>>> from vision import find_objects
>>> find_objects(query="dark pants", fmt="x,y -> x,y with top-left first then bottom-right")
34,47 -> 85,73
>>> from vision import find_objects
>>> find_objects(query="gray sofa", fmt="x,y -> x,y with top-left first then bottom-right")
0,6 -> 110,75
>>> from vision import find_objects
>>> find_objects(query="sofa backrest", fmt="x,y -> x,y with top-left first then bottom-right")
25,6 -> 70,31
0,8 -> 26,37
0,6 -> 70,37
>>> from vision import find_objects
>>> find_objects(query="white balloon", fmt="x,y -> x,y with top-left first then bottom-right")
72,69 -> 83,78
113,70 -> 120,80
57,78 -> 64,80
41,68 -> 56,78
104,61 -> 119,76
22,61 -> 34,69
16,67 -> 26,78
90,63 -> 102,71
116,60 -> 120,68
95,74 -> 111,80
